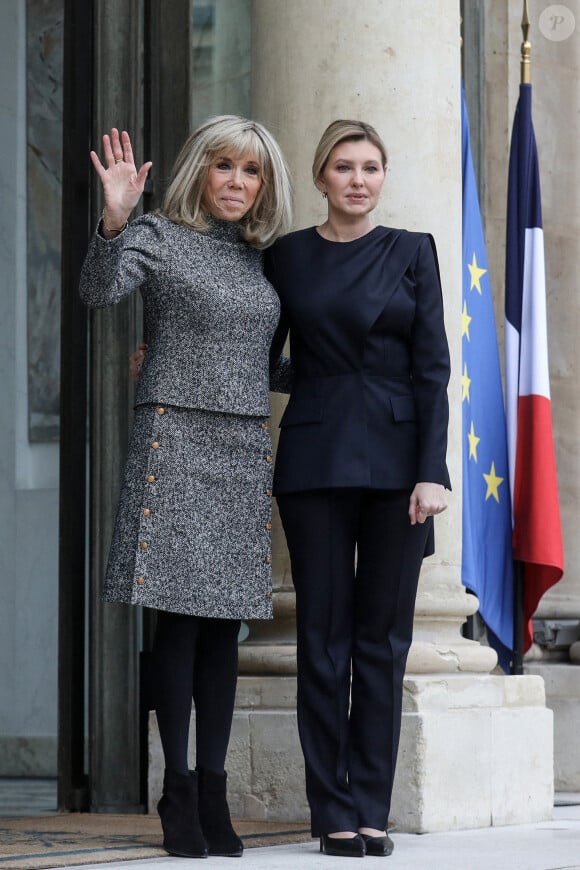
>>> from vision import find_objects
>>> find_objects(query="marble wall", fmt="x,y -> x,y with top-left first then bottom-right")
0,0 -> 60,776
26,0 -> 63,441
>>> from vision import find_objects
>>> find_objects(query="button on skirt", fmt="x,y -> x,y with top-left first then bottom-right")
102,404 -> 274,619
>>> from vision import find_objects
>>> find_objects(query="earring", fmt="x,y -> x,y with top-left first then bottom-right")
321,191 -> 327,199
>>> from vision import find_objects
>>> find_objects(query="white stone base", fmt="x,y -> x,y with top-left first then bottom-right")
525,662 -> 580,792
148,674 -> 553,833
392,674 -> 553,832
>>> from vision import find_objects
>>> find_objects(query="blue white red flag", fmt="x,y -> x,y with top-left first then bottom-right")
505,83 -> 564,651
461,85 -> 514,671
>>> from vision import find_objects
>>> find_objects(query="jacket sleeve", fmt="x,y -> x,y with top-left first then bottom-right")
270,355 -> 293,394
410,235 -> 452,489
265,245 -> 294,393
269,315 -> 293,393
79,215 -> 163,307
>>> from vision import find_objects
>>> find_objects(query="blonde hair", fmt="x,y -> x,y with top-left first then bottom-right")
312,119 -> 388,186
160,115 -> 292,249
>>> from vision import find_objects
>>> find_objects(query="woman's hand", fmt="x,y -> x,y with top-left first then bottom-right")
408,482 -> 448,525
90,128 -> 153,237
129,343 -> 147,383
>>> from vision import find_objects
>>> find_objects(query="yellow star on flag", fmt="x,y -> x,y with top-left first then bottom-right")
467,421 -> 480,461
468,252 -> 487,294
462,300 -> 472,340
461,363 -> 471,402
483,461 -> 504,503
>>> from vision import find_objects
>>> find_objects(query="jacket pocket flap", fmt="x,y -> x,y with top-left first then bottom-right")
279,398 -> 322,427
390,394 -> 416,422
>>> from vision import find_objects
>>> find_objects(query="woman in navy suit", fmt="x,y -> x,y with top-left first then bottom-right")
267,120 -> 451,858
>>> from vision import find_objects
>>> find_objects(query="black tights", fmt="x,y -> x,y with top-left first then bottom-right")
152,611 -> 241,775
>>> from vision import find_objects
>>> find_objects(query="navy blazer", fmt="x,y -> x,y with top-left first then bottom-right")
267,226 -> 451,498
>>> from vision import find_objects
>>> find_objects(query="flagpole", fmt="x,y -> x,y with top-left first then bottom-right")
511,0 -> 531,676
459,12 -> 476,648
521,0 -> 531,85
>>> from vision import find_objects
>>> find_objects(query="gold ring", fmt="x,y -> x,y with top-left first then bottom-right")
115,158 -> 123,164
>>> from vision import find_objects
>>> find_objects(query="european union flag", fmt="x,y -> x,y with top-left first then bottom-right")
461,84 -> 514,671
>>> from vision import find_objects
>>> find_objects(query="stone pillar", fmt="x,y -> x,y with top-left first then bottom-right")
230,393 -> 302,820
236,0 -> 553,832
482,0 -> 580,792
237,397 -> 296,676
89,0 -> 145,813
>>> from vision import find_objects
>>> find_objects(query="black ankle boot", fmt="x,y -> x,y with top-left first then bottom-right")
197,767 -> 243,857
157,769 -> 208,858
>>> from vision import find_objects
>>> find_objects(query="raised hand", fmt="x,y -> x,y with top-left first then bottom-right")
90,128 -> 153,236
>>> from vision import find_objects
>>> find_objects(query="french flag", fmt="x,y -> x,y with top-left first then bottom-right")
505,83 -> 564,651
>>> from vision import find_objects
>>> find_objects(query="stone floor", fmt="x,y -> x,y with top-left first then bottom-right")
63,803 -> 580,870
2,779 -> 580,870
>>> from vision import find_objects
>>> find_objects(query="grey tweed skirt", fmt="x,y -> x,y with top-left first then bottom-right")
102,403 -> 274,620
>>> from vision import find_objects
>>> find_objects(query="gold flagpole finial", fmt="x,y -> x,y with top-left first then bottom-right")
521,0 -> 531,84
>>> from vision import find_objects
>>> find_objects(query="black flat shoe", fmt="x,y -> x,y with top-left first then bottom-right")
360,833 -> 394,856
319,833 -> 366,857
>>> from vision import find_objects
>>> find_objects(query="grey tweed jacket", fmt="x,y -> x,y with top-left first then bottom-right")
79,212 -> 290,414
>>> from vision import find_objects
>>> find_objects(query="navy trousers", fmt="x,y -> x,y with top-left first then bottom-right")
277,488 -> 431,836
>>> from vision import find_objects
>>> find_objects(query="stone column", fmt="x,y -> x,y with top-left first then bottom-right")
482,0 -> 580,792
89,0 -> 145,812
236,0 -> 553,832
